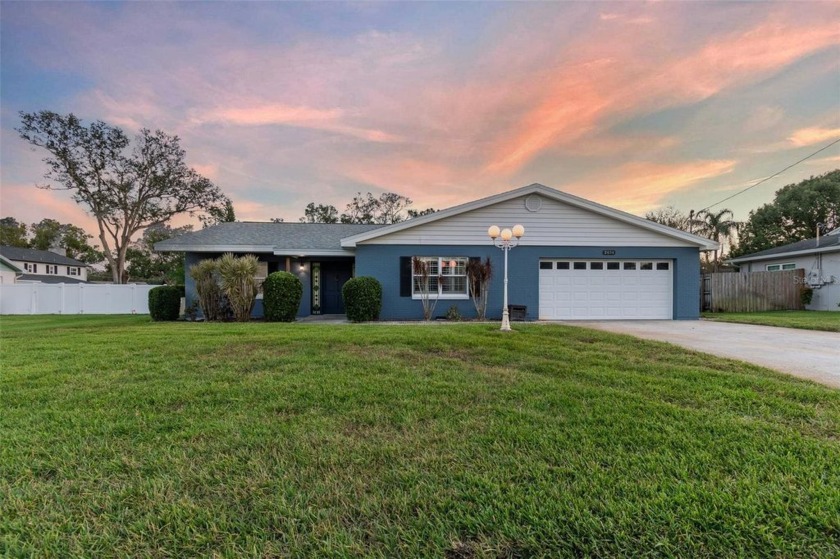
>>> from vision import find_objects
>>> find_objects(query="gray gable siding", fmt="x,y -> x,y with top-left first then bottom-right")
357,194 -> 697,248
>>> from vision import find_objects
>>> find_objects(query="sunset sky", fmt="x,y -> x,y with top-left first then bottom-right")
1,1 -> 839,237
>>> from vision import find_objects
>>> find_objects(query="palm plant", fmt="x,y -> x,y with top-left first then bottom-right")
217,253 -> 260,322
189,259 -> 223,321
696,209 -> 739,271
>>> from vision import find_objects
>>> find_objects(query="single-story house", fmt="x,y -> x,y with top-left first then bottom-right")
0,245 -> 89,284
156,183 -> 718,320
728,227 -> 840,311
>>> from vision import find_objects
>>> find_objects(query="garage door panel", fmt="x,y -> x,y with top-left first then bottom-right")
539,259 -> 673,320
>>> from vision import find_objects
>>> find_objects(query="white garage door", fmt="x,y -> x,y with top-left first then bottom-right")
539,259 -> 673,320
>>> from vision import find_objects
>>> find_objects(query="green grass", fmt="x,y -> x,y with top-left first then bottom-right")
702,310 -> 840,332
2,316 -> 839,558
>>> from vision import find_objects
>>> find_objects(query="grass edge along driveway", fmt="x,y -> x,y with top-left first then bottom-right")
2,315 -> 839,558
702,310 -> 840,332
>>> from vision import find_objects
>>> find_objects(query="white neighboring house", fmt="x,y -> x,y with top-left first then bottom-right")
728,227 -> 840,311
0,246 -> 89,284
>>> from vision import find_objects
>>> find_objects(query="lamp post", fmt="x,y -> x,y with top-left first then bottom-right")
488,224 -> 525,331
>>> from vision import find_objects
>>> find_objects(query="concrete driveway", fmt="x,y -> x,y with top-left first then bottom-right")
562,320 -> 840,388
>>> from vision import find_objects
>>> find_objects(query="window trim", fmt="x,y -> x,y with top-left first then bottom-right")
412,256 -> 469,300
766,263 -> 796,272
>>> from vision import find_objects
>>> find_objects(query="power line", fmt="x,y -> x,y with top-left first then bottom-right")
698,137 -> 840,213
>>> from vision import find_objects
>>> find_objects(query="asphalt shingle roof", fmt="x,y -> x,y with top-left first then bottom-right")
17,274 -> 88,284
0,245 -> 88,266
730,231 -> 840,261
154,222 -> 385,252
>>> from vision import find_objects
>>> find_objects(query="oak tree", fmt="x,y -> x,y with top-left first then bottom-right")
17,111 -> 229,283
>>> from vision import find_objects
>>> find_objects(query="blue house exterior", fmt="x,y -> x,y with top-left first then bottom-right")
157,184 -> 717,321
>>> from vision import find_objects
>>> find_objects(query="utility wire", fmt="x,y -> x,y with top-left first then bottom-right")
698,137 -> 840,213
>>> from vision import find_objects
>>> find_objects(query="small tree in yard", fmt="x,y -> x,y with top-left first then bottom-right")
217,253 -> 260,322
466,257 -> 492,320
189,259 -> 223,321
17,111 -> 230,283
412,257 -> 440,321
263,271 -> 303,322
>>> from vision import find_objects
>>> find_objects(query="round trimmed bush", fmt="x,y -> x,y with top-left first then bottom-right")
263,271 -> 303,322
148,285 -> 182,321
342,276 -> 382,322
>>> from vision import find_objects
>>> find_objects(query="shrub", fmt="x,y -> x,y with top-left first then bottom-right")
445,304 -> 461,321
189,259 -> 223,321
148,285 -> 181,321
800,286 -> 814,307
263,271 -> 303,322
343,276 -> 382,322
218,253 -> 260,322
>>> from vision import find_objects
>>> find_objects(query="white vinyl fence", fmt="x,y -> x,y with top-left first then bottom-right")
0,283 -> 156,315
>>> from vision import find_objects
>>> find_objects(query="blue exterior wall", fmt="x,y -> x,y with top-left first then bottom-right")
354,244 -> 702,320
184,252 -> 311,319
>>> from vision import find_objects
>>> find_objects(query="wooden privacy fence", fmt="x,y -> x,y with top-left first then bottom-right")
702,269 -> 805,312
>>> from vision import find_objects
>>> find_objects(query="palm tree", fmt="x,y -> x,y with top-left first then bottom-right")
696,209 -> 739,271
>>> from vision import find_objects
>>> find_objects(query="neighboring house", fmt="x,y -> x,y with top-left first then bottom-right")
0,255 -> 23,284
0,246 -> 89,284
156,183 -> 718,320
728,227 -> 840,311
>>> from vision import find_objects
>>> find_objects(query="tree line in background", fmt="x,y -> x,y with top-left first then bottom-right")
297,192 -> 435,224
645,169 -> 840,270
0,217 -> 102,263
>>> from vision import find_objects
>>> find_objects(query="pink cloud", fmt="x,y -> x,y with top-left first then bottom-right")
563,159 -> 738,214
1,183 -> 101,236
788,127 -> 840,147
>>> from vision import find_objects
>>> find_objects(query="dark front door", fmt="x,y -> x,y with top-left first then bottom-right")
321,262 -> 353,314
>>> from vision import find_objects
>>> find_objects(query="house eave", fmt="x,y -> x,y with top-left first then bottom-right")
155,244 -> 277,253
728,245 -> 840,264
272,249 -> 356,257
339,183 -> 719,250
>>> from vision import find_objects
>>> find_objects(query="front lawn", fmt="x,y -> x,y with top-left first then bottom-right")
702,310 -> 840,332
2,316 -> 839,558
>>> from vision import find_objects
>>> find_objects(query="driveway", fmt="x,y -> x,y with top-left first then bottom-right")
563,320 -> 840,388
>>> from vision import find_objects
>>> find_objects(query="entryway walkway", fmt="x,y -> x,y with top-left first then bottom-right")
297,314 -> 349,323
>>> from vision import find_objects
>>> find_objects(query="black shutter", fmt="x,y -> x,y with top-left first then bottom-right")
400,256 -> 412,297
468,257 -> 481,296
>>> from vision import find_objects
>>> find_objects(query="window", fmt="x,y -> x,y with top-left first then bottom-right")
255,261 -> 269,296
607,262 -> 620,270
640,262 -> 654,270
68,267 -> 79,276
539,261 -> 553,270
623,262 -> 636,270
46,265 -> 58,274
766,263 -> 796,272
24,262 -> 37,273
413,257 -> 468,298
590,262 -> 604,270
556,262 -> 570,270
656,262 -> 670,271
573,262 -> 587,270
